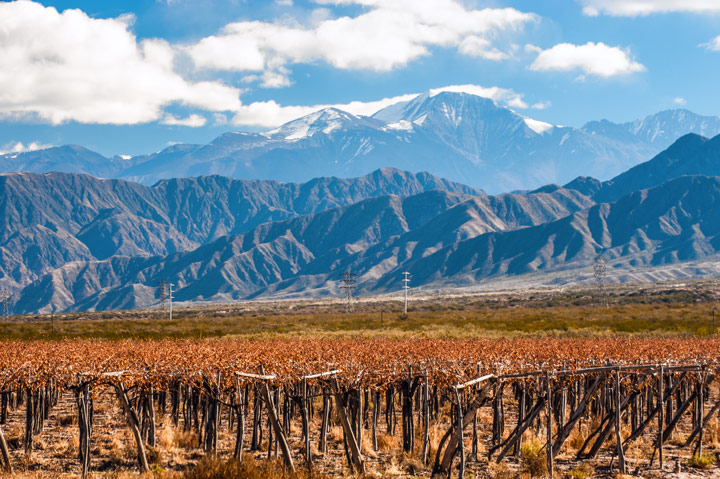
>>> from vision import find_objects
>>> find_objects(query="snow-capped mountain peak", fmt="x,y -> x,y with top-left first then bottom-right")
265,107 -> 381,141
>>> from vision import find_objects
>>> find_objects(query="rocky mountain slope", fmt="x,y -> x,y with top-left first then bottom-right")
11,184 -> 593,312
3,91 -> 719,193
0,168 -> 480,291
7,133 -> 720,314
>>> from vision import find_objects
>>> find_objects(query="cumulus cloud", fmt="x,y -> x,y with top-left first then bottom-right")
529,42 -> 645,78
0,1 -> 242,125
701,35 -> 720,51
0,141 -> 53,155
579,0 -> 720,16
458,36 -> 510,61
230,83 -> 539,128
187,0 -> 536,86
673,97 -> 687,105
531,101 -> 551,110
161,113 -> 208,127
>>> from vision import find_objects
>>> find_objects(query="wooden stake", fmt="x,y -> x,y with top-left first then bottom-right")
658,365 -> 664,471
0,423 -> 12,474
614,369 -> 626,474
455,387 -> 465,479
422,370 -> 430,464
113,382 -> 151,474
546,376 -> 553,479
258,367 -> 295,472
234,377 -> 245,463
331,378 -> 365,474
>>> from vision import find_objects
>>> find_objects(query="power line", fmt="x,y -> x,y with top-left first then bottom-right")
339,270 -> 356,314
402,272 -> 410,314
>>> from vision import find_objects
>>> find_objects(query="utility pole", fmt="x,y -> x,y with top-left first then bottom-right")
402,272 -> 410,314
340,270 -> 356,314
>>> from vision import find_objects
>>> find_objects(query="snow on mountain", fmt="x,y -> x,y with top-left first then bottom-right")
523,118 -> 554,135
3,92 -> 719,193
264,108 -> 384,140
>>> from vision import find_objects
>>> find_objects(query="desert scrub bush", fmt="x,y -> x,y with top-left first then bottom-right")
687,453 -> 715,470
520,440 -> 548,477
565,463 -> 593,478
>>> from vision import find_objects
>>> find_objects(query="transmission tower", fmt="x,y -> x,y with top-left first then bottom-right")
0,289 -> 9,318
402,272 -> 410,314
594,253 -> 608,306
339,270 -> 356,313
169,283 -> 174,320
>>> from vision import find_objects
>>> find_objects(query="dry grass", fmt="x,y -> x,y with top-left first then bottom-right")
181,455 -> 335,479
3,281 -> 720,341
519,439 -> 547,478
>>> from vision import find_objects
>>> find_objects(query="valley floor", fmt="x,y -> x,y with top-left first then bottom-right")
2,280 -> 720,479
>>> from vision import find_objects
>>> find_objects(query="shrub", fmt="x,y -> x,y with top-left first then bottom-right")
687,453 -> 714,470
565,463 -> 593,478
519,440 -> 548,477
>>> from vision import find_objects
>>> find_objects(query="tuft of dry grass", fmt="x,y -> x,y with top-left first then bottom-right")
687,453 -> 715,470
519,440 -> 547,478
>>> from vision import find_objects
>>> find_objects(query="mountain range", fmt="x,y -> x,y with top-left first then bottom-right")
5,132 -> 720,313
3,90 -> 720,193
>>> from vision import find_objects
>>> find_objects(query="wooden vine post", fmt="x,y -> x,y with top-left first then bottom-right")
614,369 -> 626,474
233,376 -> 246,464
243,368 -> 295,472
113,381 -> 151,474
76,382 -> 92,476
422,369 -> 430,464
0,422 -> 12,474
546,375 -> 553,479
330,376 -> 365,473
658,364 -> 664,472
454,386 -> 465,479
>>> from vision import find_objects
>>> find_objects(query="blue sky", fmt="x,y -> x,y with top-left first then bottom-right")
1,0 -> 720,157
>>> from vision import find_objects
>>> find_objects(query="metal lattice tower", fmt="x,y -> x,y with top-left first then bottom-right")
158,281 -> 174,319
402,272 -> 410,314
340,270 -> 356,313
594,254 -> 607,306
0,289 -> 9,318
159,281 -> 169,312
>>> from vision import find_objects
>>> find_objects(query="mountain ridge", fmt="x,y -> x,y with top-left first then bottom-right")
3,91 -> 719,193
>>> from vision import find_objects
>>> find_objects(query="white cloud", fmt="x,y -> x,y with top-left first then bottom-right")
529,42 -> 645,78
0,1 -> 242,125
187,1 -> 536,86
673,97 -> 687,105
531,101 -> 551,110
701,35 -> 720,51
579,0 -> 720,16
161,113 -> 208,127
0,141 -> 53,155
458,36 -> 509,61
230,83 -> 539,128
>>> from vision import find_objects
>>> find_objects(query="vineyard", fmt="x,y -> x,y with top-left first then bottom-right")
1,337 -> 720,477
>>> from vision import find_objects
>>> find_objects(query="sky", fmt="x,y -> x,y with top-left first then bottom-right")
1,0 -> 720,157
